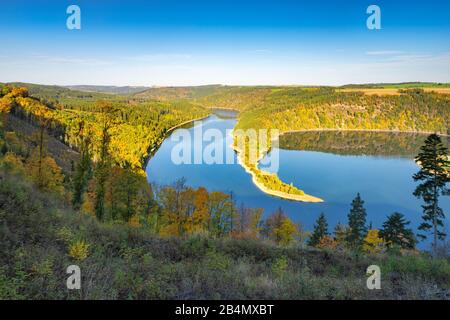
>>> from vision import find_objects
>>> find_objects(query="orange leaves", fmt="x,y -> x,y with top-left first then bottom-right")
316,236 -> 338,250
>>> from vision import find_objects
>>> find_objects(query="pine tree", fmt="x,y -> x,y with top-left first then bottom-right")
380,212 -> 416,249
93,101 -> 114,221
346,193 -> 368,249
413,134 -> 449,254
308,212 -> 329,247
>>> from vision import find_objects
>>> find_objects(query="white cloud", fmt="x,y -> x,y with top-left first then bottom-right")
126,53 -> 192,62
365,50 -> 404,56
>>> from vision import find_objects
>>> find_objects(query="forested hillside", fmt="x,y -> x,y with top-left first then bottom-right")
232,87 -> 449,134
279,131 -> 450,158
216,86 -> 450,200
1,83 -> 208,170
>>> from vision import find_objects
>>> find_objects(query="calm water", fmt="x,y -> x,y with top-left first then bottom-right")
146,111 -> 449,248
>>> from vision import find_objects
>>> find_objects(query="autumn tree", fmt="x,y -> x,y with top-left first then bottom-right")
380,212 -> 416,249
156,179 -> 192,237
346,193 -> 368,249
362,229 -> 385,254
308,212 -> 329,247
27,148 -> 64,195
263,207 -> 298,245
1,152 -> 25,175
0,95 -> 13,131
188,187 -> 210,234
316,236 -> 338,250
413,134 -> 449,255
8,86 -> 28,98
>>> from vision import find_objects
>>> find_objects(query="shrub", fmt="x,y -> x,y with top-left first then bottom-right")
68,240 -> 90,261
205,250 -> 230,271
272,256 -> 288,278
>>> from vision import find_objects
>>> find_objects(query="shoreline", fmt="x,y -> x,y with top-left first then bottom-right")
142,113 -> 211,169
230,133 -> 324,203
230,127 -> 449,203
145,114 -> 445,202
276,128 -> 450,138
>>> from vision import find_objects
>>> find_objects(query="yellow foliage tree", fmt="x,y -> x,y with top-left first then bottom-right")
26,149 -> 64,195
363,229 -> 385,254
274,218 -> 298,246
188,187 -> 210,234
1,152 -> 25,175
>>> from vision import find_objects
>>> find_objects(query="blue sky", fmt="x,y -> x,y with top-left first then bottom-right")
0,0 -> 449,86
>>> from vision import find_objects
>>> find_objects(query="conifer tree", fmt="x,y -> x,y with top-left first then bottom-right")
413,134 -> 449,254
308,212 -> 329,247
94,101 -> 114,221
380,212 -> 416,249
346,193 -> 368,249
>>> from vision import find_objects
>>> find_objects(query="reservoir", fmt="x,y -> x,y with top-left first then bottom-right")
146,110 -> 449,248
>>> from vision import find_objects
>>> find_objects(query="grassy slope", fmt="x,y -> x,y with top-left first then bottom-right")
0,171 -> 449,300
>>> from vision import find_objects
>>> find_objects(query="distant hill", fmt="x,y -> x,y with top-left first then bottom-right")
133,85 -> 227,100
5,82 -> 115,101
340,82 -> 450,89
65,85 -> 150,95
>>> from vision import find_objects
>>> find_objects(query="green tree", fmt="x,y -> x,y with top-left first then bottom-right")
380,212 -> 416,249
207,191 -> 233,237
93,101 -> 114,221
308,212 -> 329,247
413,134 -> 449,254
72,122 -> 93,209
346,193 -> 367,249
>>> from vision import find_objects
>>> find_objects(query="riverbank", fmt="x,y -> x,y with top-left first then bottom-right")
230,132 -> 324,203
277,128 -> 450,137
143,114 -> 211,169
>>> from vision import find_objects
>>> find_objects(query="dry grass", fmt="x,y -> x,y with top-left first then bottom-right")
337,88 -> 401,96
423,88 -> 450,94
338,88 -> 450,96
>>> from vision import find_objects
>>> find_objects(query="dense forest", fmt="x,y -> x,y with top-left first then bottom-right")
0,82 -> 449,299
279,131 -> 450,159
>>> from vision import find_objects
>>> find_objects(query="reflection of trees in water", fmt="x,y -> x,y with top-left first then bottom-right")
279,131 -> 449,159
